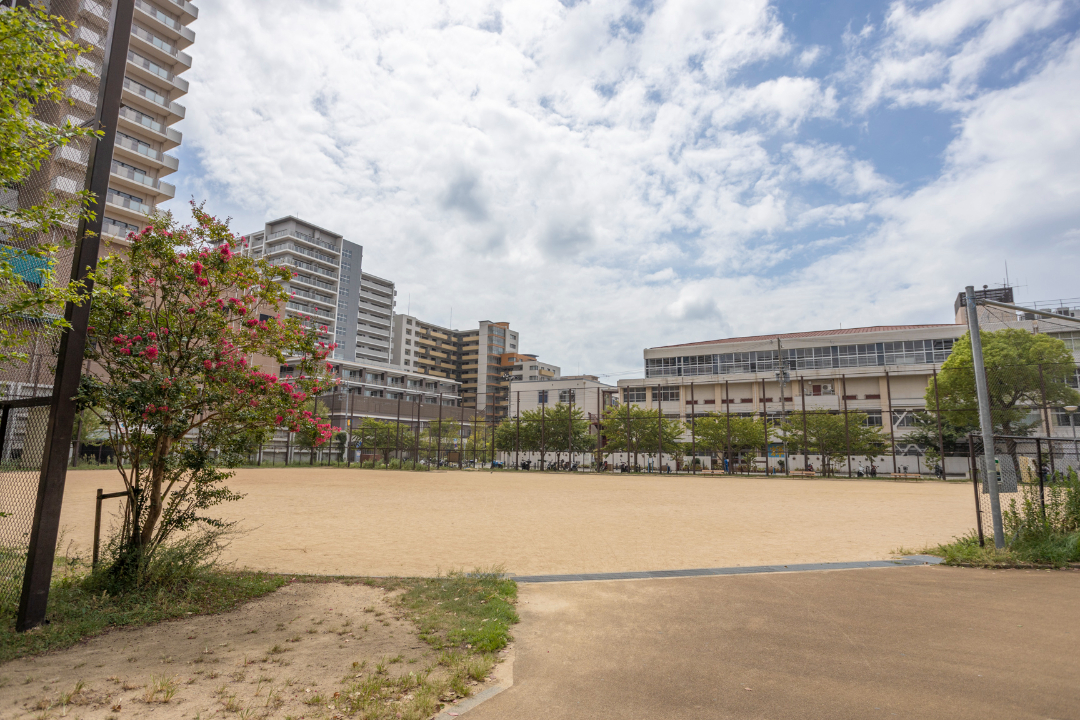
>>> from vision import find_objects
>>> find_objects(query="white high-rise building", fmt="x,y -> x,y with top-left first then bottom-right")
241,217 -> 396,364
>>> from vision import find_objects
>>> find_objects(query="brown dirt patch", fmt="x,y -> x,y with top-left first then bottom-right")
0,582 -> 505,719
57,469 -> 973,577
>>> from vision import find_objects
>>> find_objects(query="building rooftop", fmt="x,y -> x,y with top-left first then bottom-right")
652,324 -> 960,350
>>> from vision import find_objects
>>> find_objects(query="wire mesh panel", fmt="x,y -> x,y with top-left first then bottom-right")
0,403 -> 51,612
970,435 -> 1079,545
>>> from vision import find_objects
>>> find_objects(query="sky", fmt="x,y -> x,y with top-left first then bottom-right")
163,0 -> 1080,379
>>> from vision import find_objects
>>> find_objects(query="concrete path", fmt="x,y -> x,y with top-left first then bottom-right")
468,566 -> 1080,720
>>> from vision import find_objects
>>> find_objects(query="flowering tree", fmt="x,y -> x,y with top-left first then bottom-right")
79,204 -> 336,574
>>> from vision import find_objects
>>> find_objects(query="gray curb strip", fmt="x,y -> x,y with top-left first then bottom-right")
512,555 -> 944,583
433,684 -> 508,720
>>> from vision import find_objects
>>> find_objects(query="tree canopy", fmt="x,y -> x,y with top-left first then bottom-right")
931,329 -> 1079,436
0,5 -> 100,367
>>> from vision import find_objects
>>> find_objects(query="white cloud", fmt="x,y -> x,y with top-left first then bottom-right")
170,0 -> 1080,376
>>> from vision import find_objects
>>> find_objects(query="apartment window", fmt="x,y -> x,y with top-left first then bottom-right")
623,387 -> 647,403
404,360 -> 410,366
342,248 -> 352,259
863,411 -> 883,427
405,339 -> 411,345
509,344 -> 516,349
404,350 -> 411,356
652,387 -> 680,402
338,300 -> 348,310
406,329 -> 412,335
558,389 -> 576,403
538,390 -> 549,404
341,274 -> 350,283
529,375 -> 539,381
108,188 -> 144,204
529,365 -> 538,370
337,313 -> 346,322
407,319 -> 413,325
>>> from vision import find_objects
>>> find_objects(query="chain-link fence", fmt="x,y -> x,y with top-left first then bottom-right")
0,398 -> 52,612
969,433 -> 1080,546
0,0 -> 106,615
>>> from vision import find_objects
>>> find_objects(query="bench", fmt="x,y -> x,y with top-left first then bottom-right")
789,470 -> 817,477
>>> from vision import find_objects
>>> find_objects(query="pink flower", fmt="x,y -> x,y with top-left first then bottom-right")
187,307 -> 197,314
133,335 -> 143,342
203,360 -> 213,370
193,261 -> 204,277
198,277 -> 209,286
143,346 -> 159,360
148,332 -> 157,340
121,348 -> 131,355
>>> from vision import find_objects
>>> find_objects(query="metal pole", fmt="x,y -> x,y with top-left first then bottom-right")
690,382 -> 696,474
437,392 -> 443,468
725,380 -> 732,473
966,285 -> 1004,548
1036,437 -> 1046,518
1037,365 -> 1056,477
569,391 -> 574,470
841,375 -> 852,478
656,385 -> 662,473
541,398 -> 547,471
414,398 -> 421,469
345,387 -> 353,467
800,376 -> 809,472
777,339 -> 789,476
932,368 -> 946,478
761,379 -> 768,475
515,391 -> 520,470
626,388 -> 633,471
596,389 -> 603,471
18,0 -> 137,632
885,369 -> 898,475
92,489 -> 103,568
395,395 -> 402,466
969,434 -> 985,547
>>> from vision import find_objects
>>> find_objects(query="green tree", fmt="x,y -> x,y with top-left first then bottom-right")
78,205 -> 336,580
781,410 -> 887,476
692,414 -> 768,469
600,405 -> 683,470
931,329 -> 1079,436
0,5 -> 101,367
356,418 -> 397,463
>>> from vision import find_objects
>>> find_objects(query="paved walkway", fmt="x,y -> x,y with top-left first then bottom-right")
468,566 -> 1080,720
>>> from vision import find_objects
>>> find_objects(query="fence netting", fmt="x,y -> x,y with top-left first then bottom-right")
969,434 -> 1080,546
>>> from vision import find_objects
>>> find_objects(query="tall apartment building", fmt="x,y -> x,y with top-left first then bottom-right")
356,272 -> 395,364
2,0 -> 197,250
390,314 -> 560,418
239,217 -> 396,364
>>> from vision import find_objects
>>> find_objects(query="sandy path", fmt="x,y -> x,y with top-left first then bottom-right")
54,469 -> 974,577
0,582 -> 505,720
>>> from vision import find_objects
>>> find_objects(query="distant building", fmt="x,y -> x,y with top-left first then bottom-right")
391,314 -> 560,419
615,287 -> 1080,471
239,217 -> 395,364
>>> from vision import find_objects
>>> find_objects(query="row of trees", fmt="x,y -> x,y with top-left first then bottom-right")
486,403 -> 888,475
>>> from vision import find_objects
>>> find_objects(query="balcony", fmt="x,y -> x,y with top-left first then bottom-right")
56,144 -> 89,168
122,78 -> 186,122
78,0 -> 110,27
268,228 -> 339,253
114,134 -> 179,173
286,302 -> 333,320
49,176 -> 84,196
118,105 -> 182,149
267,242 -> 338,267
127,50 -> 190,93
134,0 -> 195,47
74,24 -> 104,50
285,269 -> 336,292
111,162 -> 175,199
131,23 -> 193,69
161,0 -> 199,22
106,192 -> 152,217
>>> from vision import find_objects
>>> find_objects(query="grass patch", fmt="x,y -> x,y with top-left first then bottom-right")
928,529 -> 1080,568
377,569 -> 518,653
0,566 -> 284,664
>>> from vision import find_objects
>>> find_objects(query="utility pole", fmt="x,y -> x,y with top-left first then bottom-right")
966,285 -> 1004,548
776,338 -> 789,476
515,390 -> 520,470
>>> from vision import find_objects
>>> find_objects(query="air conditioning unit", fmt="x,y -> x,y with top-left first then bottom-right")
821,383 -> 834,395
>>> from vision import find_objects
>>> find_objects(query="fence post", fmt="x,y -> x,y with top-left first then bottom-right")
1037,365 -> 1057,477
932,367 -> 946,478
966,285 -> 1004,548
969,434 -> 985,547
725,380 -> 732,474
841,375 -> 852,478
690,381 -> 696,474
799,376 -> 809,472
1036,437 -> 1046,518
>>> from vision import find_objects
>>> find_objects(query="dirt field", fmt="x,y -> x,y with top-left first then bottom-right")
0,582 -> 510,720
56,469 -> 974,576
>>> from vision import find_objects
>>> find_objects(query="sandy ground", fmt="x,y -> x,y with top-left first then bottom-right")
469,566 -> 1080,720
0,582 -> 507,720
56,469 -> 974,576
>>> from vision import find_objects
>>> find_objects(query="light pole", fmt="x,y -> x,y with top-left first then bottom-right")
1066,405 -> 1079,472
